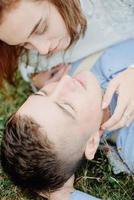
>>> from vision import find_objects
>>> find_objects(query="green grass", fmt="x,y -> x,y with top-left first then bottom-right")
0,74 -> 134,200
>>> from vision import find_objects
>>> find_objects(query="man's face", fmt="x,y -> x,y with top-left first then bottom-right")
18,71 -> 103,160
0,0 -> 70,55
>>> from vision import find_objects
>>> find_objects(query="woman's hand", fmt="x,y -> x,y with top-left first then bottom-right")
101,68 -> 134,131
31,64 -> 71,89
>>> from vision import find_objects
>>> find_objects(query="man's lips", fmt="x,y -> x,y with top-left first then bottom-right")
73,75 -> 87,90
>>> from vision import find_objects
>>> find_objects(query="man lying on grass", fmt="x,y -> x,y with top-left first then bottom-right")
1,39 -> 134,200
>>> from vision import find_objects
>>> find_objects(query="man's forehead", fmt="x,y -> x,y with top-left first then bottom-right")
18,95 -> 71,126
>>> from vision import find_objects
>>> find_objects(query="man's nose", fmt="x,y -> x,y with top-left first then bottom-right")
53,75 -> 77,96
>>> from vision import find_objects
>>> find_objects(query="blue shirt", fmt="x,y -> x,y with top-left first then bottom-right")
69,39 -> 134,200
92,39 -> 134,174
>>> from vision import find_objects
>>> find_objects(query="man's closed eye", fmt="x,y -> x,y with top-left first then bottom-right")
34,90 -> 48,96
55,102 -> 76,120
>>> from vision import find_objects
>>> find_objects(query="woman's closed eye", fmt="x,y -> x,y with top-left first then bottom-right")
20,21 -> 48,48
35,21 -> 48,35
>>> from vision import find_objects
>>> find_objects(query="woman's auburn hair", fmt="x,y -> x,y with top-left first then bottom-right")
0,0 -> 87,85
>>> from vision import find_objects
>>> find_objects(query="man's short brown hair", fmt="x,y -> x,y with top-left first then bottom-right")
1,114 -> 83,192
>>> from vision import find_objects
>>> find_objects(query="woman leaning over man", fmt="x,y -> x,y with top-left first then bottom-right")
0,0 -> 134,199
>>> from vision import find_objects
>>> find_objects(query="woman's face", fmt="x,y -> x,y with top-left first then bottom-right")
0,0 -> 71,55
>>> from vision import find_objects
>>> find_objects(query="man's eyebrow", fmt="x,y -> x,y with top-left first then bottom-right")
28,18 -> 42,38
55,102 -> 75,120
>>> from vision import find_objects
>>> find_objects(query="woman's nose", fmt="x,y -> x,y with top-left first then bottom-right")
29,36 -> 51,55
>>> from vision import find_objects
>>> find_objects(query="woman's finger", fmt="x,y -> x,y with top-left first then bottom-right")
102,79 -> 118,109
125,101 -> 134,127
126,114 -> 134,127
102,92 -> 128,130
107,104 -> 134,131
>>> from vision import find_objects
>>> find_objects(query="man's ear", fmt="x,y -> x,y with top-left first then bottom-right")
85,131 -> 100,160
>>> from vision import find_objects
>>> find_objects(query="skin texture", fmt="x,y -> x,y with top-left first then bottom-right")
102,68 -> 134,131
0,0 -> 70,55
17,70 -> 103,200
0,0 -> 71,92
0,0 -> 134,135
18,71 -> 103,162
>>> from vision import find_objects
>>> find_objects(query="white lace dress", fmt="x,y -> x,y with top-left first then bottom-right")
19,0 -> 134,81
